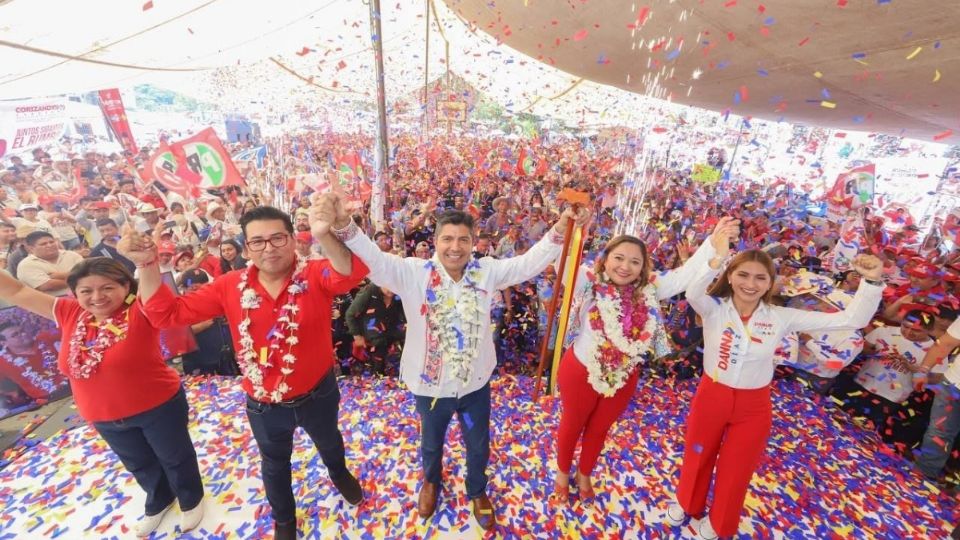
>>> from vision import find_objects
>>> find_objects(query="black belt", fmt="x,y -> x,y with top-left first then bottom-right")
248,369 -> 334,409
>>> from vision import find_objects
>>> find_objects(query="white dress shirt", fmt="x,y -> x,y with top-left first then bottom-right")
343,222 -> 563,398
685,261 -> 884,389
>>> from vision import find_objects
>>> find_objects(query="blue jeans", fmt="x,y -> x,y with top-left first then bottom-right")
93,387 -> 204,515
245,370 -> 348,523
414,383 -> 491,499
917,383 -> 960,478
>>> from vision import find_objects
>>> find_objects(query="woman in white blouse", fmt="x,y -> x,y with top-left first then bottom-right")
666,217 -> 885,539
552,220 -> 733,502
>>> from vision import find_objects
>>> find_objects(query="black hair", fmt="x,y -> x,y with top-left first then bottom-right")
0,222 -> 14,230
178,268 -> 210,290
374,231 -> 389,240
902,309 -> 936,331
24,231 -> 55,246
239,206 -> 294,237
66,257 -> 138,296
435,210 -> 474,235
95,218 -> 118,228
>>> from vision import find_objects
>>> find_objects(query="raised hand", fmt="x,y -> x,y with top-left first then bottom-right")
116,223 -> 158,266
851,253 -> 884,281
309,193 -> 337,238
554,205 -> 591,234
710,216 -> 741,259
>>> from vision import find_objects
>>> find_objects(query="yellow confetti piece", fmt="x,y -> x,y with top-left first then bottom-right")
105,324 -> 123,336
820,101 -> 837,109
430,397 -> 438,411
260,347 -> 267,363
854,59 -> 869,66
933,69 -> 941,82
814,71 -> 823,78
906,46 -> 922,60
125,294 -> 136,304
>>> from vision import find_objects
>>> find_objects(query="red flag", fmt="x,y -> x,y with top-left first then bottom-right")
170,128 -> 245,189
97,89 -> 138,155
145,142 -> 201,198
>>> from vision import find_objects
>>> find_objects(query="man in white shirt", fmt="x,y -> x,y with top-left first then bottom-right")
833,310 -> 936,441
914,316 -> 960,482
329,192 -> 587,531
10,203 -> 55,235
17,231 -> 84,296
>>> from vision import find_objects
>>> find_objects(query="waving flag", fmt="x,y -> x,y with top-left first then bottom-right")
170,128 -> 245,189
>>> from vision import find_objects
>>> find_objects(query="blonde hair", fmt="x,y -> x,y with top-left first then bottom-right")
707,249 -> 777,304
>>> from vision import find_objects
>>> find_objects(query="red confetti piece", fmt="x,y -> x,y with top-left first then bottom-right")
933,129 -> 953,141
798,37 -> 810,46
142,0 -> 153,10
573,29 -> 588,41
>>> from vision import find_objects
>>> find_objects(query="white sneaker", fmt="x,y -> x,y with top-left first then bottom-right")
134,501 -> 174,537
180,497 -> 204,533
665,501 -> 686,526
696,516 -> 719,540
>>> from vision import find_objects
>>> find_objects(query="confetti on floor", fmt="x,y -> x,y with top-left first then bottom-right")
0,374 -> 957,539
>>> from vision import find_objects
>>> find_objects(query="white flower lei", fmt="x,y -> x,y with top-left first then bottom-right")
235,256 -> 308,402
582,283 -> 661,397
424,258 -> 484,385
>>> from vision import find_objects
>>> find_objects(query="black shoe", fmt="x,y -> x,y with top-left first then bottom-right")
332,471 -> 365,506
274,519 -> 297,540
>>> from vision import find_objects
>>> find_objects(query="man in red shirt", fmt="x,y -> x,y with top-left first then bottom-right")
120,204 -> 368,540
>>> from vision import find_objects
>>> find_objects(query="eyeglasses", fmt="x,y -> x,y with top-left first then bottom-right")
246,233 -> 290,252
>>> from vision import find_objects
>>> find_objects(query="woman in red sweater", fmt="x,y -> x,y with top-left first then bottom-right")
0,257 -> 205,537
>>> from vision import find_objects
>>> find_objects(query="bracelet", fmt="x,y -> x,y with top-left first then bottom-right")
912,371 -> 929,379
331,220 -> 359,242
135,259 -> 158,269
864,278 -> 885,287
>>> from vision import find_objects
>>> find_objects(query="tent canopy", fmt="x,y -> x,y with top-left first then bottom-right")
442,0 -> 960,142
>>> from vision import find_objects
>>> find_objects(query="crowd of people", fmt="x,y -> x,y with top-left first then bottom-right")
0,130 -> 959,538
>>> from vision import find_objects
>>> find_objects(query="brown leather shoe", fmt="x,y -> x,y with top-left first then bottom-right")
418,481 -> 439,519
472,494 -> 496,531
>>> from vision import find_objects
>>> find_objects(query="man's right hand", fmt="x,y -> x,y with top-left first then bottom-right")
116,223 -> 158,266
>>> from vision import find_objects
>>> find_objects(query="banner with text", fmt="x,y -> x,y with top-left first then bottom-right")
97,89 -> 138,156
0,98 -> 68,160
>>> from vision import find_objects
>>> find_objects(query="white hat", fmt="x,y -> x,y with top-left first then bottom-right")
18,203 -> 38,211
207,203 -> 223,214
138,202 -> 160,213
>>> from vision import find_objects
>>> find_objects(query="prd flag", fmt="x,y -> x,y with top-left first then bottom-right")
171,128 -> 245,189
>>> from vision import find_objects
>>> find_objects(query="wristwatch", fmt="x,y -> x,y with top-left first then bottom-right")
864,278 -> 884,287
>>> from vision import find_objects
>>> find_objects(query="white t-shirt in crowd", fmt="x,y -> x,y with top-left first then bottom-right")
942,319 -> 960,387
855,326 -> 934,403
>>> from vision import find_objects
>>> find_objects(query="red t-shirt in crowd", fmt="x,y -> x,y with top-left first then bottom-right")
54,298 -> 181,423
198,254 -> 223,279
143,256 -> 368,401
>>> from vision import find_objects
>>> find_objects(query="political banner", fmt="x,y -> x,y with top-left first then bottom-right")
0,98 -> 68,159
874,157 -> 947,231
825,163 -> 875,221
97,89 -> 138,155
691,163 -> 721,184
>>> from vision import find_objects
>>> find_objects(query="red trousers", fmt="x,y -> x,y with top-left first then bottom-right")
677,375 -> 772,537
556,349 -> 639,475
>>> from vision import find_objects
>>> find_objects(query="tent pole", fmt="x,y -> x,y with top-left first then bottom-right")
368,0 -> 389,229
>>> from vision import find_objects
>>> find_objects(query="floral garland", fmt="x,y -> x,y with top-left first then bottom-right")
66,308 -> 131,379
235,256 -> 308,402
582,281 -> 662,397
421,257 -> 484,386
3,341 -> 64,394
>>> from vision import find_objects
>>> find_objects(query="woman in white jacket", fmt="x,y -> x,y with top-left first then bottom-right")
553,220 -> 733,502
666,217 -> 885,539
